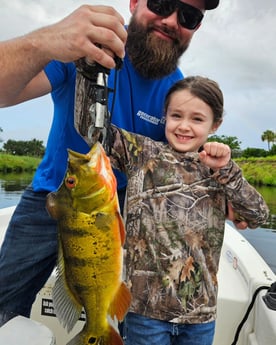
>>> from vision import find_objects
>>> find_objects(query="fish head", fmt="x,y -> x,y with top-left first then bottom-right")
66,142 -> 117,210
47,142 -> 117,218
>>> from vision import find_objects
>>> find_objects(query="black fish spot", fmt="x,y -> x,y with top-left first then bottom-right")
88,337 -> 96,344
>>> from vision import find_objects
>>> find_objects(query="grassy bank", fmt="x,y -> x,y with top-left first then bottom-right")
0,153 -> 275,186
0,153 -> 41,173
234,156 -> 276,186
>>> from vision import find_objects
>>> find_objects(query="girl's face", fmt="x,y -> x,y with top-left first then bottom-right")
165,89 -> 219,152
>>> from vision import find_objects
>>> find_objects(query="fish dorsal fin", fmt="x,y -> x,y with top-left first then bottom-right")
52,237 -> 83,332
109,282 -> 132,322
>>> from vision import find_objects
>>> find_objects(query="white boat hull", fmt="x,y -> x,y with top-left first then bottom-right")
1,206 -> 276,345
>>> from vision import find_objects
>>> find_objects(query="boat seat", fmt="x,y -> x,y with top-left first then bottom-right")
0,315 -> 55,345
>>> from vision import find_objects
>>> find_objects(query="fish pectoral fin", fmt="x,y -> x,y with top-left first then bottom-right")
52,240 -> 83,333
109,282 -> 132,322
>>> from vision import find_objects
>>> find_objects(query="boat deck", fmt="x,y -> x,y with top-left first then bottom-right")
1,207 -> 276,344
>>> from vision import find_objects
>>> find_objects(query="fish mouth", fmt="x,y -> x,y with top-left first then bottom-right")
67,143 -> 101,167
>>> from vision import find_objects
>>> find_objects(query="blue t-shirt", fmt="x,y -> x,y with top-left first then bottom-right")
32,54 -> 183,192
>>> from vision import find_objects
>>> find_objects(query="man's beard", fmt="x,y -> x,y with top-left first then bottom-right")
126,17 -> 190,79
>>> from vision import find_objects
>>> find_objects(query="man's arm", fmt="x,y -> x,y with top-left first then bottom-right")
0,5 -> 127,107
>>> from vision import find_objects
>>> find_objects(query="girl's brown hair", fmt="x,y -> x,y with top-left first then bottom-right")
164,76 -> 224,124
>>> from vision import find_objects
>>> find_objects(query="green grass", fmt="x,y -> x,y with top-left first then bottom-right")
0,153 -> 41,173
234,156 -> 276,186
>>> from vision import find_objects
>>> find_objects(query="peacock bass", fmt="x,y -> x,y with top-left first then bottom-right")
46,142 -> 131,345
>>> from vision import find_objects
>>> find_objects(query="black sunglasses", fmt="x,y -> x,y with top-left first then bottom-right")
147,0 -> 204,30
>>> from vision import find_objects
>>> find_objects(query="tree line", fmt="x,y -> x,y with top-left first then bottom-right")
1,138 -> 45,157
208,131 -> 276,158
0,127 -> 275,158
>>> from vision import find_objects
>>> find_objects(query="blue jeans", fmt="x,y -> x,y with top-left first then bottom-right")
122,313 -> 215,345
0,185 -> 57,319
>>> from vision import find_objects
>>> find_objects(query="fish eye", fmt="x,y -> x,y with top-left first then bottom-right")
65,176 -> 76,189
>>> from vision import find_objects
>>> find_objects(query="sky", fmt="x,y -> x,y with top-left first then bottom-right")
0,0 -> 275,150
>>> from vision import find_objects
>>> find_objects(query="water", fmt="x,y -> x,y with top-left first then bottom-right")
0,172 -> 33,208
0,173 -> 276,274
239,226 -> 276,274
236,185 -> 276,274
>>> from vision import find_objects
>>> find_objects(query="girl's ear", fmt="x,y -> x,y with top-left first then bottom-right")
210,120 -> 223,134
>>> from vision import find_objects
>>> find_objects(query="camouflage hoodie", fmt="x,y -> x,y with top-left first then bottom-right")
109,125 -> 269,324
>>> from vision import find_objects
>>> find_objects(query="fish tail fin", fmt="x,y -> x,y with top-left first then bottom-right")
108,325 -> 124,345
67,324 -> 123,345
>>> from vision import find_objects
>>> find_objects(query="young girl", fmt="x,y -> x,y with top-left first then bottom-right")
108,76 -> 269,345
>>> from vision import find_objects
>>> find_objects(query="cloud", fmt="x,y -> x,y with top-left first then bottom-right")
0,0 -> 275,149
181,0 -> 276,148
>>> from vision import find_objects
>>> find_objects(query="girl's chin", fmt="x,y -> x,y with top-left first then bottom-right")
171,142 -> 200,153
171,144 -> 189,153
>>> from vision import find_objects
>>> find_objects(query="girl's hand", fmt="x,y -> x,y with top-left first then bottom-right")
199,142 -> 231,171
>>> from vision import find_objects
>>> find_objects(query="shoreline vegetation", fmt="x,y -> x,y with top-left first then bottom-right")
235,156 -> 276,187
0,153 -> 276,187
0,154 -> 41,173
